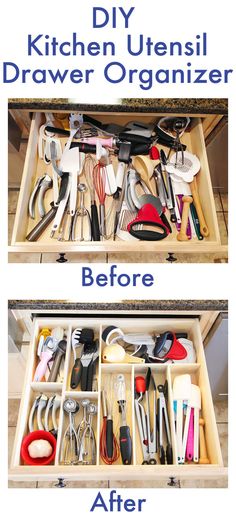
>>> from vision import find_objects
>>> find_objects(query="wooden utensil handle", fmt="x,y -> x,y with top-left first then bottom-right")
177,195 -> 193,242
190,178 -> 209,237
199,418 -> 210,464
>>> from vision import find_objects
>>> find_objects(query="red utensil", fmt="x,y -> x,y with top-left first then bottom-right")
135,376 -> 146,394
21,430 -> 57,465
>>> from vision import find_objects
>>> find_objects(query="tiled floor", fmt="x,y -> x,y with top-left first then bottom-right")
8,190 -> 228,263
8,398 -> 228,489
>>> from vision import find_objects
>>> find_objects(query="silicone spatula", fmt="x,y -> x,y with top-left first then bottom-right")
186,408 -> 194,461
192,384 -> 201,462
182,383 -> 199,462
173,374 -> 191,464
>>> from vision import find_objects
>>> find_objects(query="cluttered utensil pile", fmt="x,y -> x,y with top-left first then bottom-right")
26,113 -> 209,243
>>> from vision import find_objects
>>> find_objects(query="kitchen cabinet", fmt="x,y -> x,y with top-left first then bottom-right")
9,308 -> 227,484
204,313 -> 228,400
9,109 -> 227,259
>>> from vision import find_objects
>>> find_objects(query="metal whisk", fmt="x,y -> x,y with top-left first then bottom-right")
83,155 -> 100,241
92,163 -> 106,238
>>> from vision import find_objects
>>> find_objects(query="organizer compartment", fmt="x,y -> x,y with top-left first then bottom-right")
66,324 -> 100,393
99,365 -> 134,466
58,392 -> 99,467
9,111 -> 225,256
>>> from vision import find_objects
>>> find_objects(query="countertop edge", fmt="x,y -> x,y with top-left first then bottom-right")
8,99 -> 228,115
8,300 -> 228,311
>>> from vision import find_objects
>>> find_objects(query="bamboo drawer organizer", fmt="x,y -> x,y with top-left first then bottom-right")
10,111 -> 226,258
9,316 -> 226,482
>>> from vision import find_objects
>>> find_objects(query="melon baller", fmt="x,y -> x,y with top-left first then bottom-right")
60,399 -> 80,465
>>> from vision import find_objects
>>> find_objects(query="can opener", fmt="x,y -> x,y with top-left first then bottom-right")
28,174 -> 52,219
28,394 -> 48,432
34,336 -> 58,382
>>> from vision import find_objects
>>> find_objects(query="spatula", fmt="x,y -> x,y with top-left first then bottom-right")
173,374 -> 191,464
182,383 -> 198,462
192,384 -> 201,462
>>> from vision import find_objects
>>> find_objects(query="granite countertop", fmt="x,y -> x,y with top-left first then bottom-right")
8,300 -> 228,311
8,98 -> 228,114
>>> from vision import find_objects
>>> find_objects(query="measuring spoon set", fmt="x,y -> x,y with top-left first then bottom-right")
26,113 -> 209,244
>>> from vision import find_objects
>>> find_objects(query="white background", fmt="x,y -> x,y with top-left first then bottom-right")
0,0 -> 235,515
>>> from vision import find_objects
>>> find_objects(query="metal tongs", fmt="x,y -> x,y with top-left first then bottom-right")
157,382 -> 173,464
134,368 -> 157,464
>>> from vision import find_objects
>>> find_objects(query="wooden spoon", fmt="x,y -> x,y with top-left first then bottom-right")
177,195 -> 193,241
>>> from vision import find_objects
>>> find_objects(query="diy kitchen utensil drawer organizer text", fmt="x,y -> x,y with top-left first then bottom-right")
9,316 -> 226,482
10,110 -> 225,258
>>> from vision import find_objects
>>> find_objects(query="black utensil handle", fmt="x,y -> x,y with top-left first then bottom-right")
166,444 -> 173,465
91,203 -> 101,241
131,142 -> 151,155
129,225 -> 167,241
119,425 -> 132,465
86,360 -> 94,391
57,173 -> 69,202
160,149 -> 167,165
70,358 -> 82,389
159,445 -> 165,465
161,213 -> 172,233
48,351 -> 64,382
45,125 -> 70,136
70,142 -> 97,154
81,364 -> 90,391
106,419 -> 114,459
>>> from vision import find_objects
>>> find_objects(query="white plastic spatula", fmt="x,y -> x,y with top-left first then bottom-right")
182,383 -> 199,463
193,385 -> 201,462
173,374 -> 191,464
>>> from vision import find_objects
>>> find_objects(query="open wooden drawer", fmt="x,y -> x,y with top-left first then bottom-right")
9,111 -> 226,257
9,315 -> 227,483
